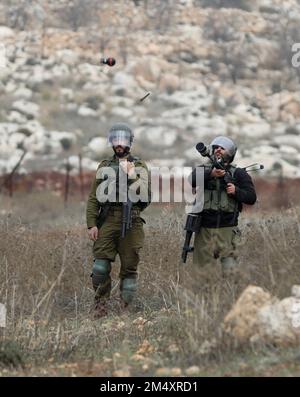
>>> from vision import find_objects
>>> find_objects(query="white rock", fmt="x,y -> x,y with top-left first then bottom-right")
0,122 -> 19,136
13,87 -> 33,99
87,137 -> 107,155
52,63 -> 70,77
240,122 -> 271,138
28,65 -> 53,84
223,285 -> 274,343
143,127 -> 178,147
78,106 -> 98,117
60,88 -> 74,101
113,72 -> 136,88
258,297 -> 300,344
111,107 -> 133,118
19,120 -> 45,136
274,135 -> 300,150
132,58 -> 161,83
292,285 -> 300,299
280,145 -> 298,155
0,149 -> 26,174
5,81 -> 17,93
8,132 -> 26,147
12,100 -> 40,119
56,49 -> 79,65
252,145 -> 279,156
6,111 -> 27,124
77,63 -> 100,81
224,284 -> 300,345
68,155 -> 98,172
106,96 -> 135,108
0,26 -> 14,38
49,130 -> 77,146
65,103 -> 78,111
159,73 -> 180,92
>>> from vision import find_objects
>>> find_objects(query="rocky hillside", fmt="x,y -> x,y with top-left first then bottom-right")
0,0 -> 300,177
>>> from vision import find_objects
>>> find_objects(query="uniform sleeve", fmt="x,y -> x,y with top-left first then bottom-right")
86,166 -> 101,228
130,160 -> 151,210
234,168 -> 257,205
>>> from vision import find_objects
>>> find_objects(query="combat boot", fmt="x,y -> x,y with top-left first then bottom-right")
93,299 -> 108,319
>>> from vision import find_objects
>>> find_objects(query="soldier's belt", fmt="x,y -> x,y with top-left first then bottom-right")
108,206 -> 140,217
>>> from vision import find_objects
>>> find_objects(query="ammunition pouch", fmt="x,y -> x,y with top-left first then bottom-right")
203,166 -> 237,213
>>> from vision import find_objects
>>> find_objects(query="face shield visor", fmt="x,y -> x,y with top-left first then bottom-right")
108,130 -> 133,148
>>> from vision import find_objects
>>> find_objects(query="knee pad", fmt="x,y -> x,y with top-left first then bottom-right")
220,256 -> 237,271
92,259 -> 111,289
120,278 -> 137,304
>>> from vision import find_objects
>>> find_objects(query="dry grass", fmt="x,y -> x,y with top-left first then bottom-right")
1,193 -> 300,376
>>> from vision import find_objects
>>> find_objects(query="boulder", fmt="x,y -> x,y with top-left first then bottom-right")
223,285 -> 274,343
224,285 -> 300,345
111,106 -> 133,118
240,122 -> 271,138
67,155 -> 98,172
87,137 -> 108,156
12,100 -> 40,119
7,111 -> 27,124
78,106 -> 98,117
258,296 -> 300,345
0,26 -> 14,38
132,57 -> 161,83
159,73 -> 180,93
13,87 -> 33,99
56,49 -> 79,66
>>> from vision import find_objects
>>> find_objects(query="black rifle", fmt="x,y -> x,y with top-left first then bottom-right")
121,199 -> 133,238
121,156 -> 135,238
181,213 -> 202,263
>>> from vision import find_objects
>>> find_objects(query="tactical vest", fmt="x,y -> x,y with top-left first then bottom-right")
203,165 -> 237,213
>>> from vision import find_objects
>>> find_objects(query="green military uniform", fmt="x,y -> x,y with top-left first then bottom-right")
193,165 -> 240,270
193,227 -> 241,270
189,135 -> 257,274
86,154 -> 150,304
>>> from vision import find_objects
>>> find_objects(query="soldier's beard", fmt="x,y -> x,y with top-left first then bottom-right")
215,152 -> 231,166
113,146 -> 130,158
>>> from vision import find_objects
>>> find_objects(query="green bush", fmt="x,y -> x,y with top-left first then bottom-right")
0,341 -> 25,369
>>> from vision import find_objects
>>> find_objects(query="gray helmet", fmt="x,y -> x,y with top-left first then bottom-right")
108,123 -> 134,148
210,136 -> 237,162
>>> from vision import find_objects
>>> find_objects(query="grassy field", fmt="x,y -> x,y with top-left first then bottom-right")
0,191 -> 300,377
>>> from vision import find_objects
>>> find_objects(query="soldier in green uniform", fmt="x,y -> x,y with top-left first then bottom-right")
189,136 -> 257,275
86,123 -> 151,317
